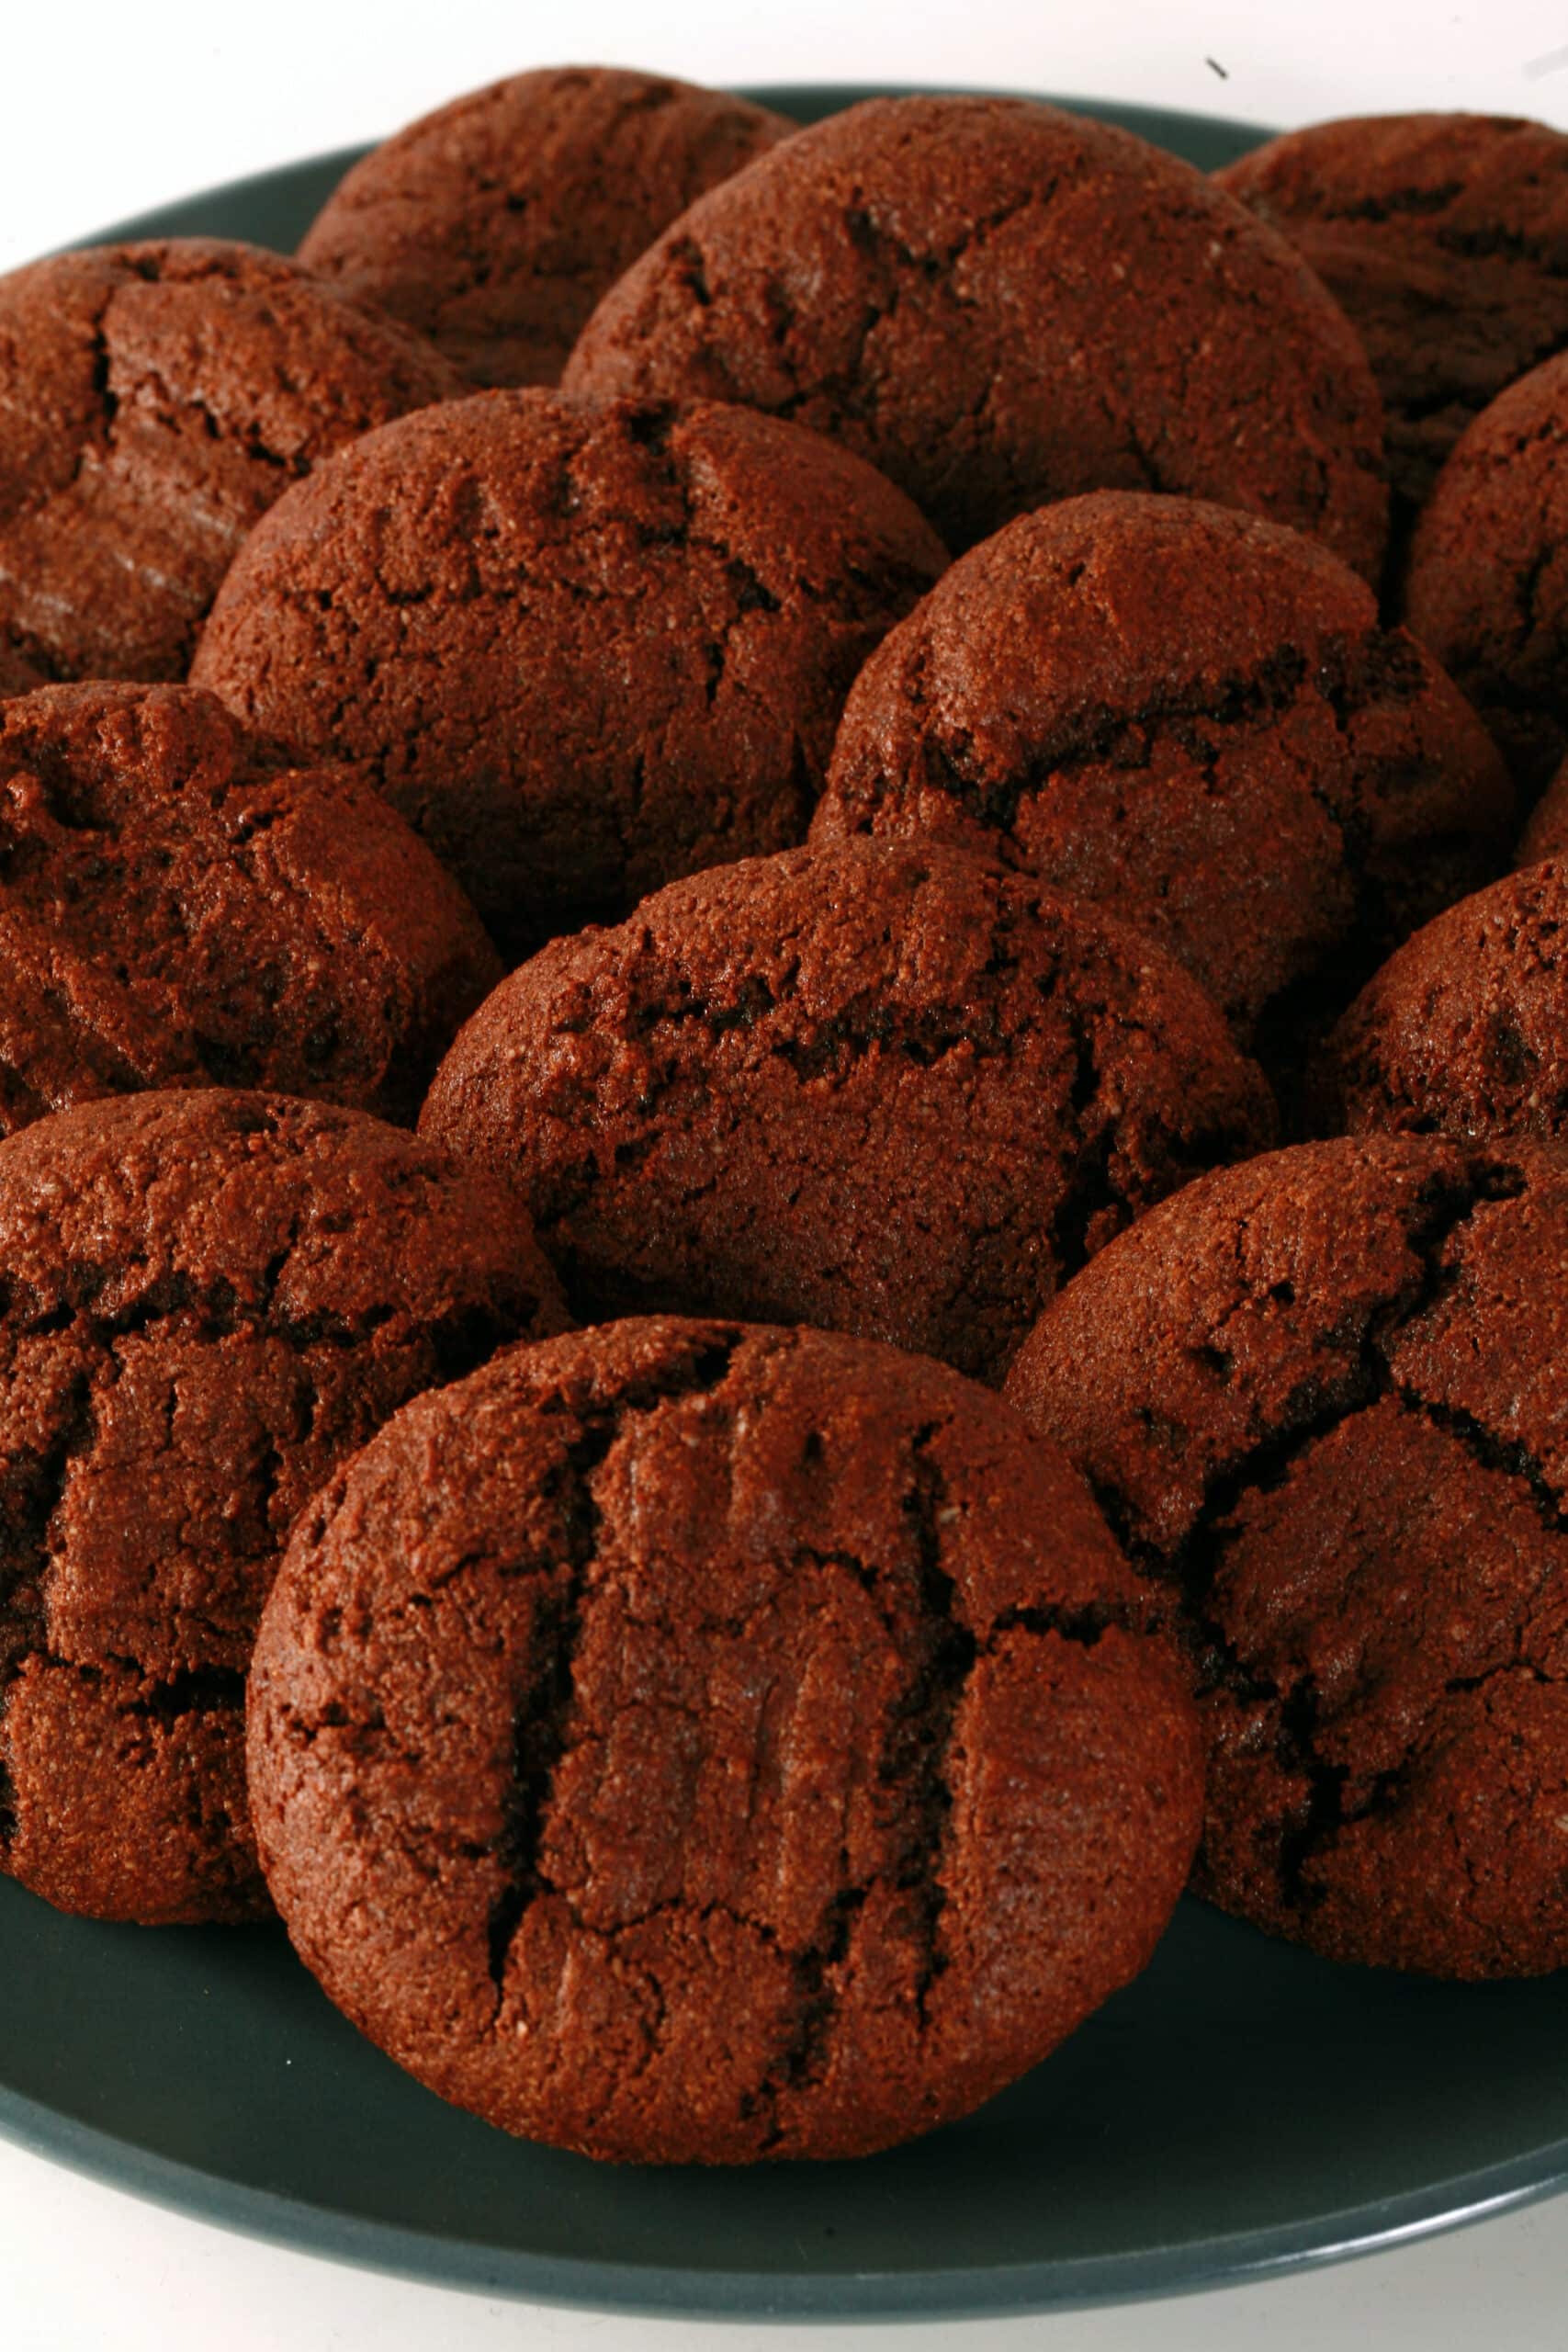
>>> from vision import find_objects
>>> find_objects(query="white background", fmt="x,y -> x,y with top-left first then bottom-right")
7,4 -> 1568,2346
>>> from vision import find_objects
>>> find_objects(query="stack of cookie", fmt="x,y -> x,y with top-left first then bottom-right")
4,66 -> 1568,2168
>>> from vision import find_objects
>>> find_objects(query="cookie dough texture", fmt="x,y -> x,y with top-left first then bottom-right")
0,683 -> 501,1132
420,842 -> 1276,1384
1006,1134 -> 1568,1978
0,1090 -> 567,1927
1404,351 -> 1568,798
815,494 -> 1513,1045
1216,113 -> 1568,524
190,390 -> 948,958
564,95 -> 1389,573
0,240 -> 463,687
248,1316 -> 1204,2163
299,66 -> 793,389
1321,855 -> 1568,1143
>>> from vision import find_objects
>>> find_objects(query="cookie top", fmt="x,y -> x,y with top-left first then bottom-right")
1404,350 -> 1568,797
563,95 -> 1388,573
0,1089 -> 567,1926
814,494 -> 1513,1049
248,1316 -> 1203,2163
298,66 -> 793,388
0,683 -> 501,1131
0,240 -> 462,686
191,390 -> 946,958
1216,113 -> 1568,526
1006,1134 -> 1568,1977
1320,855 -> 1568,1143
419,841 -> 1275,1383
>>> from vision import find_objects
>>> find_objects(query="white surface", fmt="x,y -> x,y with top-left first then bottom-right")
6,5 -> 1568,2346
7,0 -> 1568,271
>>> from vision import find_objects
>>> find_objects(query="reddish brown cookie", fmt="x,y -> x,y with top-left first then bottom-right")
420,841 -> 1275,1384
0,1090 -> 567,1927
0,240 -> 462,687
299,66 -> 793,388
191,390 -> 945,959
0,683 -> 501,1131
1404,350 -> 1568,797
814,494 -> 1512,1053
564,95 -> 1388,573
248,1316 -> 1204,2164
1521,753 -> 1568,859
1006,1135 -> 1568,1978
1319,856 -> 1568,1142
1217,114 -> 1568,527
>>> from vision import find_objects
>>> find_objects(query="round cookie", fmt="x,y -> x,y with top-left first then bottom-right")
1005,1134 -> 1568,1978
814,494 -> 1513,1050
419,841 -> 1276,1385
191,390 -> 947,958
248,1316 -> 1204,2164
1404,350 -> 1568,798
563,95 -> 1389,574
0,1090 -> 567,1928
1319,856 -> 1568,1143
298,66 -> 793,389
1216,114 -> 1568,527
0,240 -> 462,686
0,682 -> 502,1132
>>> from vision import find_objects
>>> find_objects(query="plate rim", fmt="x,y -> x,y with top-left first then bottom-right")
13,78 -> 1568,2322
6,2063 -> 1568,2320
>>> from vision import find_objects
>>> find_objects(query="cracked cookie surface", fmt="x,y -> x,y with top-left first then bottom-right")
1216,113 -> 1568,532
0,682 -> 502,1132
190,389 -> 947,960
1319,853 -> 1568,1143
562,95 -> 1388,573
1404,350 -> 1568,798
298,66 -> 792,390
247,1315 -> 1203,2163
1005,1133 -> 1568,1977
814,493 -> 1512,1060
0,239 -> 462,686
419,840 -> 1275,1385
0,1088 -> 568,1927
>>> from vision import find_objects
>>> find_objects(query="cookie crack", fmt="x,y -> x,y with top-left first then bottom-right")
0,1367 -> 97,1846
910,630 -> 1420,839
484,1333 -> 747,1999
1108,1158 -> 1538,1907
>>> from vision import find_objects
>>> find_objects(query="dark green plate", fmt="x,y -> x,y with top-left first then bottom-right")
9,85 -> 1568,2320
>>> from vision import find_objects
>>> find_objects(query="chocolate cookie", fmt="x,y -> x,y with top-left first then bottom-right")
1006,1134 -> 1568,1978
248,1316 -> 1203,2163
563,95 -> 1388,573
1216,113 -> 1568,528
299,66 -> 793,389
814,494 -> 1513,1054
1520,754 -> 1568,860
0,240 -> 462,686
420,841 -> 1275,1384
0,682 -> 501,1131
1319,856 -> 1568,1142
0,1090 -> 567,1927
191,390 -> 946,957
1404,350 -> 1568,798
